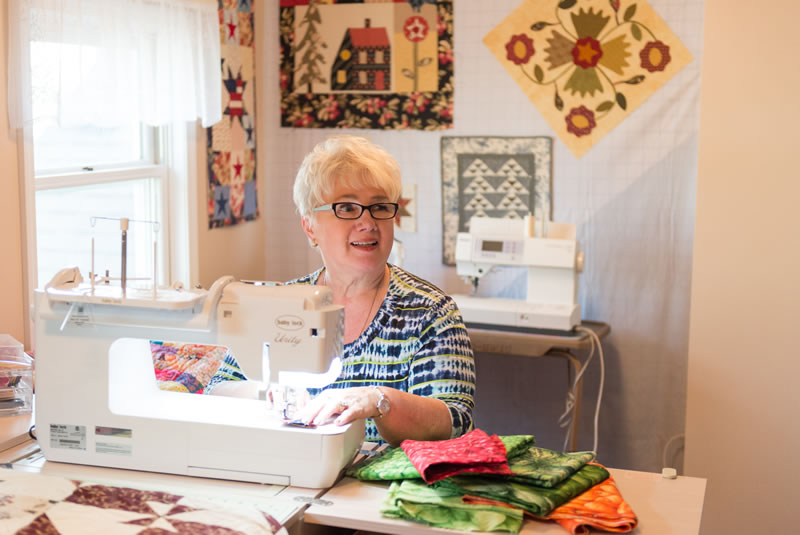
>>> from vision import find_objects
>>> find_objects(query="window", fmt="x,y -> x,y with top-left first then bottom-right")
8,0 -> 221,300
30,41 -> 171,291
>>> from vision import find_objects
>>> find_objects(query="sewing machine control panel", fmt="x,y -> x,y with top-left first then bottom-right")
474,238 -> 523,263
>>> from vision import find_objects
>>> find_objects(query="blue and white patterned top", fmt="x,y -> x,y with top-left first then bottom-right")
287,264 -> 476,443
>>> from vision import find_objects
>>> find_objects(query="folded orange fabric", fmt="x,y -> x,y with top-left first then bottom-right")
462,465 -> 637,534
544,471 -> 637,534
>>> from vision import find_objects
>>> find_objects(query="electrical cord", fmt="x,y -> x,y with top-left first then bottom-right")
662,433 -> 684,471
557,326 -> 605,454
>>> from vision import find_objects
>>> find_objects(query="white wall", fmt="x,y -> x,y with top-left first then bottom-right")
685,1 -> 800,533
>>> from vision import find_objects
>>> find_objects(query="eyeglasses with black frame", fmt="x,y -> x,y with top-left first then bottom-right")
313,202 -> 399,220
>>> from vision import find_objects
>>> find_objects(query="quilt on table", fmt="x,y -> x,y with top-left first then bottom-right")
0,467 -> 288,535
150,341 -> 230,394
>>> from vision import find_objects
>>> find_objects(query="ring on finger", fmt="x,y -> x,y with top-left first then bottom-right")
338,399 -> 350,410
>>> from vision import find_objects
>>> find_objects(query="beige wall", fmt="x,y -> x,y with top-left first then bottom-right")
685,1 -> 800,533
0,4 -> 24,346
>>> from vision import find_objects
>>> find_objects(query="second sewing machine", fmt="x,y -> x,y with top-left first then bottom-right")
454,215 -> 584,332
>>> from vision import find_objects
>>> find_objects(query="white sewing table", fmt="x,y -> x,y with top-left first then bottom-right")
467,321 -> 611,452
305,469 -> 706,534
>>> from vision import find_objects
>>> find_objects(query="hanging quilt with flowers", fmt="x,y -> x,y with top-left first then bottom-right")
483,0 -> 692,158
279,0 -> 453,130
208,0 -> 259,229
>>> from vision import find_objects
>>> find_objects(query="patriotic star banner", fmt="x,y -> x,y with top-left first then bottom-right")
483,0 -> 692,158
208,0 -> 258,229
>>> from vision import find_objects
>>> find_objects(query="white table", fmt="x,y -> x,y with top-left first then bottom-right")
305,468 -> 706,534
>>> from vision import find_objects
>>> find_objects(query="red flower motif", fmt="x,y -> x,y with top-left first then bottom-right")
403,16 -> 429,42
571,37 -> 603,69
505,34 -> 534,65
438,48 -> 453,65
640,41 -> 671,72
565,106 -> 596,137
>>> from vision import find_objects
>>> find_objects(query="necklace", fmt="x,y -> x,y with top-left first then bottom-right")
321,267 -> 385,336
360,273 -> 383,335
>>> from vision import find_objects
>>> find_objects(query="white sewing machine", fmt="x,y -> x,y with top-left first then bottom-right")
33,272 -> 364,488
453,216 -> 583,331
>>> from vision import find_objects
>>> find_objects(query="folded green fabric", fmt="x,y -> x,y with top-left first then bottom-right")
381,479 -> 524,533
348,435 -> 535,482
435,463 -> 609,517
504,447 -> 595,488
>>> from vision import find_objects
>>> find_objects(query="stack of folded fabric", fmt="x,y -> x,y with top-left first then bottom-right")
346,429 -> 637,534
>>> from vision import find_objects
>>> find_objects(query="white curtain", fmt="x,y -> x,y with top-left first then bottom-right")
7,0 -> 222,130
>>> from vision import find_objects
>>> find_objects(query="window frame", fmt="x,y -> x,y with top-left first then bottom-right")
17,122 -> 199,349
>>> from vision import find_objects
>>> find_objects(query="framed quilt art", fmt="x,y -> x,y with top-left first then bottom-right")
483,0 -> 692,158
279,0 -> 454,130
441,136 -> 552,265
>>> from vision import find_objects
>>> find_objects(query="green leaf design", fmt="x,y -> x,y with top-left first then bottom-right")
623,4 -> 637,21
631,22 -> 642,41
623,74 -> 645,84
402,68 -> 415,79
554,91 -> 564,111
530,21 -> 552,31
616,92 -> 628,110
534,65 -> 544,83
596,101 -> 615,112
418,57 -> 433,66
558,0 -> 577,9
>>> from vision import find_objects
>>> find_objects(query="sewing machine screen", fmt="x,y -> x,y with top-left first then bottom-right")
481,240 -> 504,252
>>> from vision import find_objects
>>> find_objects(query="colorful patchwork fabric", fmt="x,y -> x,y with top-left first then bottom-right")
381,479 -> 524,533
401,429 -> 512,483
436,463 -> 610,517
150,341 -> 229,394
504,447 -> 596,488
347,435 -> 536,481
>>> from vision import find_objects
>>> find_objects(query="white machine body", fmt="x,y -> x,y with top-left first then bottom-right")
33,277 -> 364,489
454,216 -> 583,331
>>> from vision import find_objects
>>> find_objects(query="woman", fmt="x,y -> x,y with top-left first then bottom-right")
289,135 -> 475,446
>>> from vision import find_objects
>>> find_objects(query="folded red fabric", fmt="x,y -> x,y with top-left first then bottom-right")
400,428 -> 513,484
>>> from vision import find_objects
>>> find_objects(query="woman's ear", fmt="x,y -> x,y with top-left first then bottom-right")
301,216 -> 318,247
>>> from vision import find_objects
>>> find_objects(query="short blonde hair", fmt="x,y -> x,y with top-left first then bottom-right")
293,135 -> 402,218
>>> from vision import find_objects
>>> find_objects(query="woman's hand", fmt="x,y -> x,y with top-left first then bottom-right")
295,387 -> 379,427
